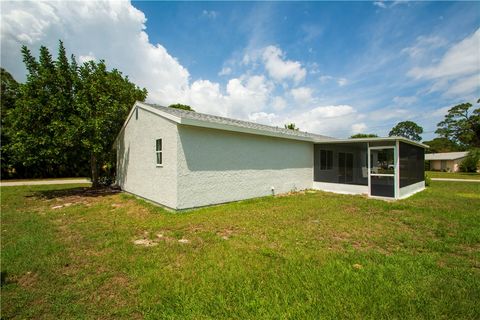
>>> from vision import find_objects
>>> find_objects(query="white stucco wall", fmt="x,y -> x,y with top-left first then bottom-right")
176,125 -> 313,209
399,181 -> 425,199
116,107 -> 178,208
312,182 -> 368,195
430,159 -> 464,172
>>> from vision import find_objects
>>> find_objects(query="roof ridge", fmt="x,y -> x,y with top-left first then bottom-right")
143,102 -> 335,140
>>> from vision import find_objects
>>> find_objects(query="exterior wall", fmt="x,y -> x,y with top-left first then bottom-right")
430,159 -> 464,172
430,160 -> 442,171
176,125 -> 313,209
116,107 -> 178,209
312,181 -> 368,195
399,181 -> 425,199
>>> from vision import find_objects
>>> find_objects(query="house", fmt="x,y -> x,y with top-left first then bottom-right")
425,151 -> 468,172
115,101 -> 428,210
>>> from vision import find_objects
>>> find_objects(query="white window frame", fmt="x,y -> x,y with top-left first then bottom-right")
155,138 -> 163,167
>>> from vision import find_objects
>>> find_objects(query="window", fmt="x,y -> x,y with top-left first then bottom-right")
320,150 -> 333,170
135,108 -> 138,120
155,139 -> 162,166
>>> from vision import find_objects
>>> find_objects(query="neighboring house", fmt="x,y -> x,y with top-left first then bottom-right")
115,102 -> 428,210
425,152 -> 468,172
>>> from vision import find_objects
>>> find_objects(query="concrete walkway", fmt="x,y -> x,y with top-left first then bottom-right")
431,178 -> 480,182
0,178 -> 91,187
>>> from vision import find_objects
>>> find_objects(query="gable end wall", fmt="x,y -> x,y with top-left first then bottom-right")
116,107 -> 178,208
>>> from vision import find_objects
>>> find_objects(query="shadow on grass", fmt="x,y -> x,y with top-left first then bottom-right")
31,186 -> 121,200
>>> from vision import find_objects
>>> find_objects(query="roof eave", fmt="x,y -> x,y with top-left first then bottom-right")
314,136 -> 429,149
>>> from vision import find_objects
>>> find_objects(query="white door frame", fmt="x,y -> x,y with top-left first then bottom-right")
368,145 -> 398,199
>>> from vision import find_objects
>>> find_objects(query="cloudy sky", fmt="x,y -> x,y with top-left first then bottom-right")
1,1 -> 479,139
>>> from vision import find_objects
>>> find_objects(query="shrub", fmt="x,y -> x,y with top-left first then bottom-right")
459,149 -> 480,172
424,173 -> 431,187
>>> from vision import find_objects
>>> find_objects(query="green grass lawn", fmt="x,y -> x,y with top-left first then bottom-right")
426,170 -> 480,180
1,182 -> 479,319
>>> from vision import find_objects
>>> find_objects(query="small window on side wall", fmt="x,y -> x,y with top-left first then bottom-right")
156,139 -> 162,166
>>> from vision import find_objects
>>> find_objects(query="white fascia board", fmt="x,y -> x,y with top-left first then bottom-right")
179,117 -> 315,142
135,101 -> 182,123
114,101 -> 182,146
314,137 -> 429,149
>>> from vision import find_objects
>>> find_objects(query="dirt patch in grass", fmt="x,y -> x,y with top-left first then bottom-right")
16,271 -> 39,288
34,186 -> 121,199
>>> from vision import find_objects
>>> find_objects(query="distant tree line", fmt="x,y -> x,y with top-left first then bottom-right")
349,99 -> 479,172
1,41 -> 147,186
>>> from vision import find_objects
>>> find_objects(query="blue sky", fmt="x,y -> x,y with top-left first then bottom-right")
1,1 -> 479,139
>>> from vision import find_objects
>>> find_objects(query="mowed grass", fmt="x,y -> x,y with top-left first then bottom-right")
426,170 -> 480,180
1,182 -> 479,319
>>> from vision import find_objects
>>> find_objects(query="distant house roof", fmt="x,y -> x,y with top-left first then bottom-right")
425,152 -> 468,161
136,101 -> 336,142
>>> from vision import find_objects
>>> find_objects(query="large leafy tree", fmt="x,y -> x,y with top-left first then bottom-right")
5,41 -> 147,184
0,68 -> 19,177
75,60 -> 147,186
422,137 -> 464,153
350,133 -> 378,139
7,44 -> 78,177
435,100 -> 480,148
389,121 -> 423,141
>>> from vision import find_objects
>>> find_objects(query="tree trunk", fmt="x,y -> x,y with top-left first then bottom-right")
90,153 -> 99,188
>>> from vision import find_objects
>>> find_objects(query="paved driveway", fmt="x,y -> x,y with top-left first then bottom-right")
0,178 -> 91,187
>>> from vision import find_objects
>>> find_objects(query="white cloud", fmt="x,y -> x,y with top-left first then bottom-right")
290,87 -> 312,104
271,96 -> 287,111
407,28 -> 480,97
432,106 -> 451,117
351,123 -> 367,133
202,10 -> 218,19
286,104 -> 359,136
319,75 -> 348,86
0,1 -> 367,139
337,78 -> 348,86
218,67 -> 232,76
444,73 -> 480,97
248,112 -> 278,125
402,35 -> 446,58
1,1 -> 190,106
261,45 -> 306,84
373,1 -> 387,9
79,53 -> 96,63
392,96 -> 418,106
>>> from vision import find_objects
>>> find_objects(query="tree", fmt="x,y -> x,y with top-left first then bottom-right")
75,60 -> 147,187
435,100 -> 480,148
7,44 -> 74,178
422,137 -> 464,153
284,123 -> 299,131
459,148 -> 480,172
0,68 -> 19,178
168,103 -> 195,111
389,121 -> 423,141
5,41 -> 147,185
350,133 -> 378,139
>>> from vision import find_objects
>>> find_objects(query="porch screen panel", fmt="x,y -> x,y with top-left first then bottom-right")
399,142 -> 425,187
314,143 -> 368,186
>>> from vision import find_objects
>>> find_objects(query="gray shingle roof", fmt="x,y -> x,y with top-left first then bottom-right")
146,103 -> 336,141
